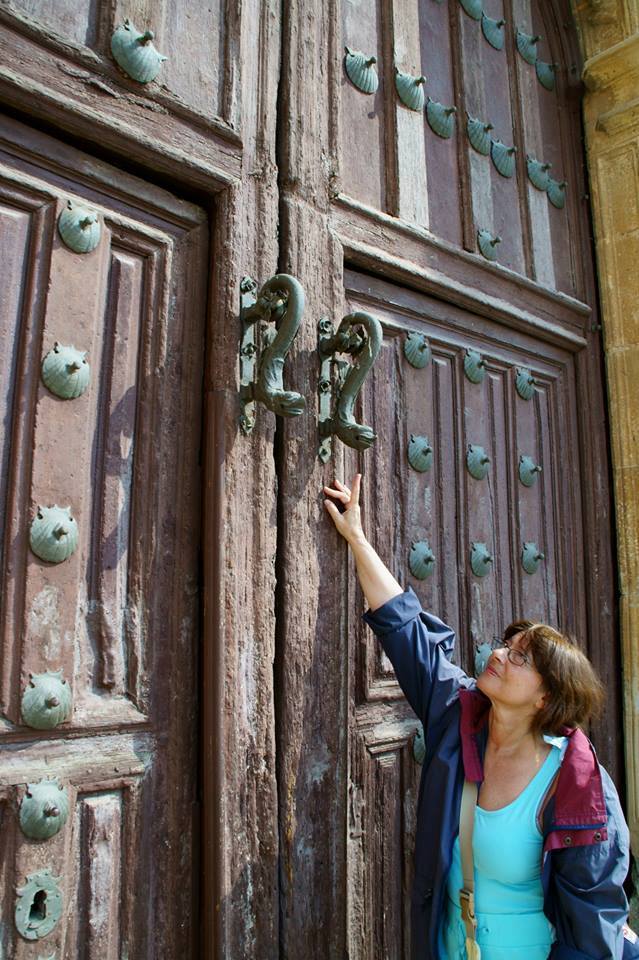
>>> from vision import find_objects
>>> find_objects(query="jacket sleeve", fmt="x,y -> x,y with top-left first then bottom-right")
547,769 -> 636,960
362,586 -> 472,729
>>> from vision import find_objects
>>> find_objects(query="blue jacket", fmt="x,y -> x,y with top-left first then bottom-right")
362,586 -> 639,960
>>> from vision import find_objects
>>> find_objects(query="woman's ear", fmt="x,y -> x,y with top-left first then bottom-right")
534,689 -> 549,712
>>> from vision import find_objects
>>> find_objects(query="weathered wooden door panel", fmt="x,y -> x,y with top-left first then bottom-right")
342,268 -> 617,956
338,0 -> 587,297
2,0 -> 234,125
0,116 -> 207,958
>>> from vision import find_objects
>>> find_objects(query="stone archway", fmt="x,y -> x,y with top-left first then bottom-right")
571,0 -> 639,875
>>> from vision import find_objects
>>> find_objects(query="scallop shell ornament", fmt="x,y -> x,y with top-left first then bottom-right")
519,454 -> 542,487
515,28 -> 541,65
521,541 -> 545,574
481,14 -> 506,50
344,47 -> 379,94
515,366 -> 537,400
477,229 -> 501,261
111,19 -> 167,83
426,98 -> 457,139
41,343 -> 90,400
409,540 -> 436,579
547,177 -> 567,209
464,347 -> 487,383
408,434 -> 433,473
404,331 -> 431,369
30,505 -> 79,564
21,672 -> 72,731
466,443 -> 491,480
57,200 -> 101,254
470,542 -> 493,577
413,724 -> 426,764
526,155 -> 552,191
459,0 -> 482,20
536,60 -> 556,91
466,114 -> 494,155
491,139 -> 517,178
20,780 -> 69,841
395,69 -> 427,112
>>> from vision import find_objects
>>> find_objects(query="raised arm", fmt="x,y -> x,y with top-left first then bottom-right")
323,474 -> 471,727
323,474 -> 403,611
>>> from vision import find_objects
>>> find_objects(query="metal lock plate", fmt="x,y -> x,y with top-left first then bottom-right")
15,870 -> 63,941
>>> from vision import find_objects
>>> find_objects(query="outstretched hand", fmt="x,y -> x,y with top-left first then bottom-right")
323,474 -> 366,546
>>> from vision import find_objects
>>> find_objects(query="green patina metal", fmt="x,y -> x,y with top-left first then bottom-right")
536,60 -> 557,90
477,229 -> 501,261
481,14 -> 506,50
15,870 -> 63,941
466,114 -> 494,155
491,138 -> 517,177
519,455 -> 542,487
110,20 -> 167,83
20,780 -> 69,841
395,68 -> 427,112
404,331 -> 431,368
407,434 -> 433,473
547,177 -> 567,208
459,0 -> 482,21
318,312 -> 382,459
409,540 -> 436,579
21,672 -> 72,731
344,47 -> 378,94
466,443 -> 491,480
29,505 -> 78,564
239,274 -> 306,435
41,342 -> 90,399
426,98 -> 457,139
57,200 -> 101,254
413,724 -> 426,764
515,28 -> 541,65
464,347 -> 487,383
521,541 -> 545,574
526,155 -> 552,191
470,542 -> 493,577
515,366 -> 538,400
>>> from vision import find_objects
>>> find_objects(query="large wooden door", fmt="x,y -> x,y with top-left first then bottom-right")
0,115 -> 207,958
276,0 -> 620,957
0,1 -> 282,957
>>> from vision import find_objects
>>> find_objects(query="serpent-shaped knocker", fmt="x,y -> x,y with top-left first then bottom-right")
239,274 -> 306,434
318,311 -> 383,461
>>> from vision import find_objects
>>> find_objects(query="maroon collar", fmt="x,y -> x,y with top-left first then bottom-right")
458,688 -> 607,828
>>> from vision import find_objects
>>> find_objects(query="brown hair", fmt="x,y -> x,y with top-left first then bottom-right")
502,619 -> 605,736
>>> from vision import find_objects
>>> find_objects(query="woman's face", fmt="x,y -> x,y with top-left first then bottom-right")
476,631 -> 547,715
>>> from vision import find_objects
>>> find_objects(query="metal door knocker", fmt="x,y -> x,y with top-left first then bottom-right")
317,312 -> 382,461
239,274 -> 306,435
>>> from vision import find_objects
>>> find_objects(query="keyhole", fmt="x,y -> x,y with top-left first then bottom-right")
29,889 -> 47,926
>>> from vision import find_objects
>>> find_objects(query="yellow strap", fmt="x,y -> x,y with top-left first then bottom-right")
459,780 -> 480,956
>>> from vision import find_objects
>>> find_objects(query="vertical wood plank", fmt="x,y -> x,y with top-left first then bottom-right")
389,0 -> 429,225
80,793 -> 122,959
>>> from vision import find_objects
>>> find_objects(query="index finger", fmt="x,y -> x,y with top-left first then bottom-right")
351,473 -> 362,506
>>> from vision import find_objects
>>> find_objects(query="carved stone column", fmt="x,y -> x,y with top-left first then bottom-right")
572,0 -> 639,866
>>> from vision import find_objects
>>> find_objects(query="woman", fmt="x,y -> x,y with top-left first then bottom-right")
323,474 -> 638,960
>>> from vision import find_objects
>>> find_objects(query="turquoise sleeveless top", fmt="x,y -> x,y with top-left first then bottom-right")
439,735 -> 567,960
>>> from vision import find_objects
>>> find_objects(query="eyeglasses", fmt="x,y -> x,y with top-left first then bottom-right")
491,636 -> 532,668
